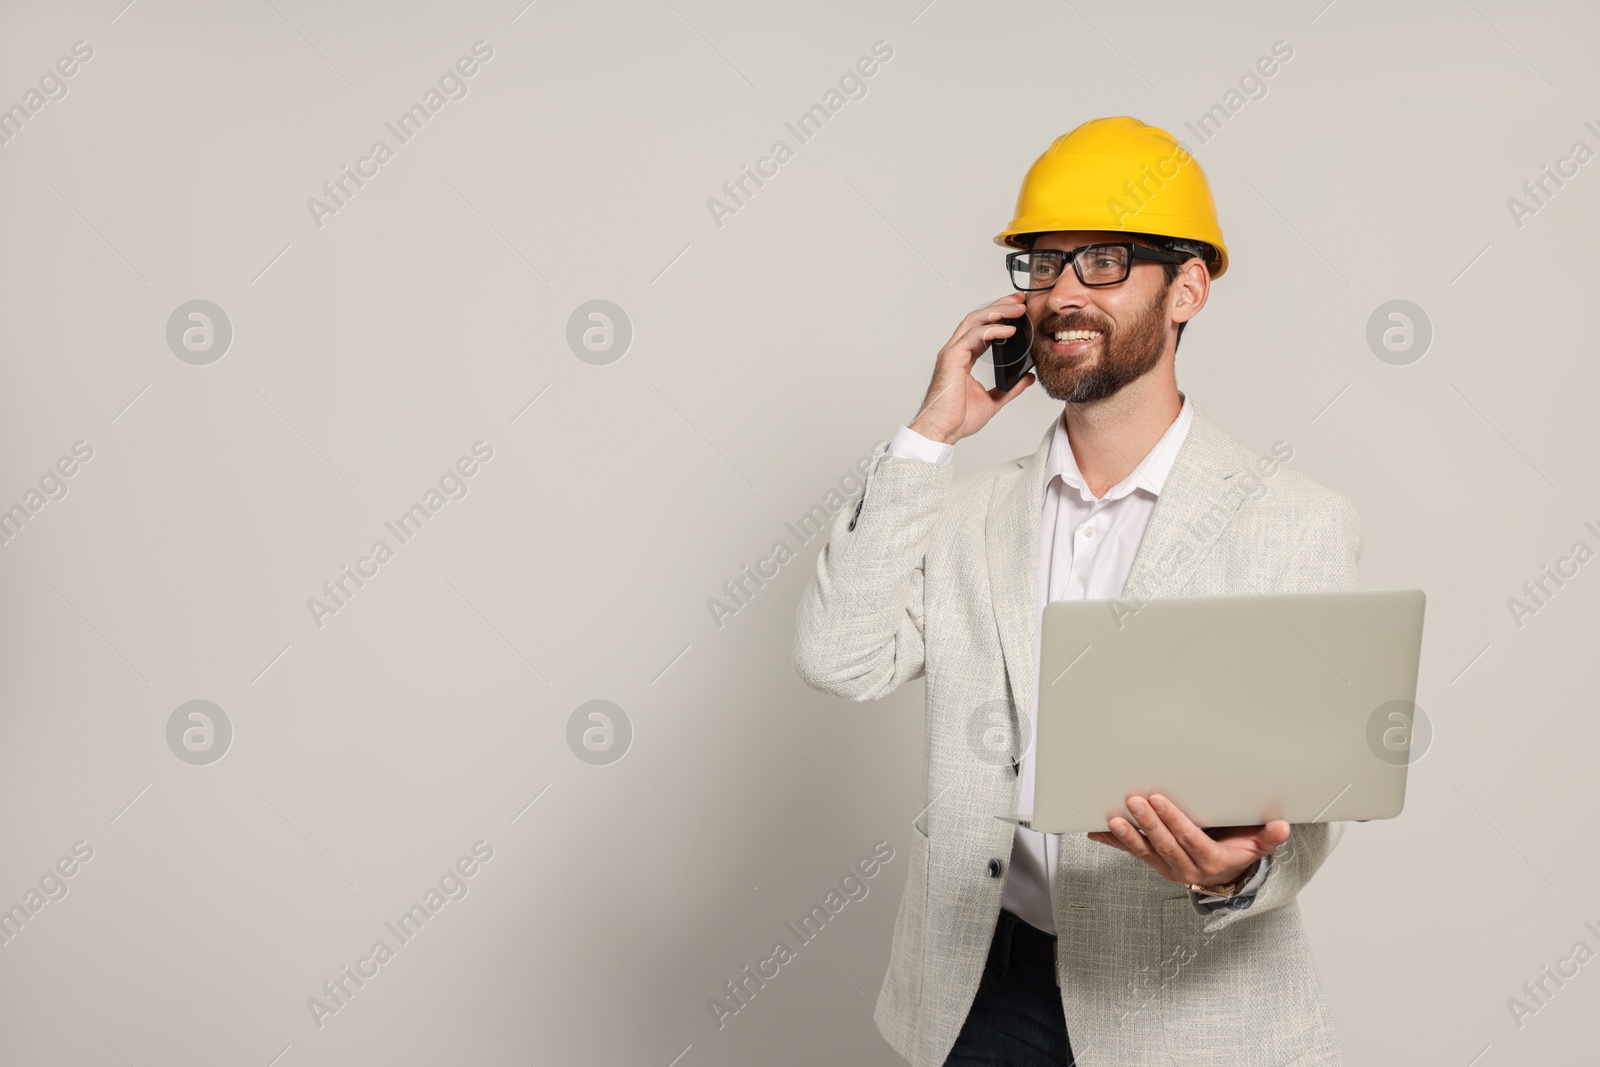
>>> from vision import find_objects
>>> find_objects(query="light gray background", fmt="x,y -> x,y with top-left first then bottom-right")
0,0 -> 1595,1064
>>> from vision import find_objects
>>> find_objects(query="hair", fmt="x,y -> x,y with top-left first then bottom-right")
1021,233 -> 1214,353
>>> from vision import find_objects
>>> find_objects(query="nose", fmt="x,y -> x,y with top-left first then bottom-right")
1042,268 -> 1094,315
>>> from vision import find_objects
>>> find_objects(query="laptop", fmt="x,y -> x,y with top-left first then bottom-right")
995,588 -> 1427,834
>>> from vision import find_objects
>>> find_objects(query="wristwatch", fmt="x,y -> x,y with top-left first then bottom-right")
1187,859 -> 1260,898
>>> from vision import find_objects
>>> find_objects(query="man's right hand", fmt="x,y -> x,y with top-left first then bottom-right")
907,293 -> 1035,446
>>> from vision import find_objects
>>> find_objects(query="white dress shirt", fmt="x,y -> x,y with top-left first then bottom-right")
887,391 -> 1269,935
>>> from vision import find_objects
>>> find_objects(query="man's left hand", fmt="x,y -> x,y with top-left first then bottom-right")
1086,793 -> 1290,889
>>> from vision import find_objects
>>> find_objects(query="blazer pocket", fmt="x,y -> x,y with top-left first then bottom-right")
1159,899 -> 1319,1066
881,813 -> 933,1038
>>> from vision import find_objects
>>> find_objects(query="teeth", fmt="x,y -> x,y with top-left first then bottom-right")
1054,330 -> 1102,342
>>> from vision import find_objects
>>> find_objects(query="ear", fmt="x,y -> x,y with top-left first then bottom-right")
1169,259 -> 1210,326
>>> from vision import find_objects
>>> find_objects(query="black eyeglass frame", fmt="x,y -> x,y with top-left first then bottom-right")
1005,242 -> 1192,291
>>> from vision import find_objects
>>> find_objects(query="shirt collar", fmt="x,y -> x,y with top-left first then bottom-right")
1046,391 -> 1195,504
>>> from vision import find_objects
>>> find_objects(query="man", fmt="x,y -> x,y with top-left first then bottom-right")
792,116 -> 1360,1066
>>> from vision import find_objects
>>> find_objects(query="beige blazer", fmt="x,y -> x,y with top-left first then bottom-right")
793,408 -> 1362,1067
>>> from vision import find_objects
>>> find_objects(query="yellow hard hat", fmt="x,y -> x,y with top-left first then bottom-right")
994,116 -> 1229,279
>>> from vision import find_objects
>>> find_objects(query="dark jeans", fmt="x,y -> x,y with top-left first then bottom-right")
944,908 -> 1076,1066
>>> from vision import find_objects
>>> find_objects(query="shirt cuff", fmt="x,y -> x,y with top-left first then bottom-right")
888,425 -> 955,466
1194,854 -> 1272,908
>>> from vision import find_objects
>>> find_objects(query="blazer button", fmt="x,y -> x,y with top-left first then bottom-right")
987,858 -> 1002,878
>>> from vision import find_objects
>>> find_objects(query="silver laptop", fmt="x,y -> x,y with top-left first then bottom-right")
996,588 -> 1426,834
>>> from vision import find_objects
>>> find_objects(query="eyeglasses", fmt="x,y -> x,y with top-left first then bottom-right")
1006,242 -> 1190,291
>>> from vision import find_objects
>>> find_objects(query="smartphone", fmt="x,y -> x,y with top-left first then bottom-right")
990,306 -> 1034,393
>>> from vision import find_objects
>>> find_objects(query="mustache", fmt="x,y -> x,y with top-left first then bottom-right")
1038,313 -> 1111,335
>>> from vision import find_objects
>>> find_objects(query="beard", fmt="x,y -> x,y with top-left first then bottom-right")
1030,280 -> 1171,403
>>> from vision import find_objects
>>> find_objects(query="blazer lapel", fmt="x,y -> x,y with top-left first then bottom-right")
1121,409 -> 1252,600
986,421 -> 1055,718
986,408 -> 1251,719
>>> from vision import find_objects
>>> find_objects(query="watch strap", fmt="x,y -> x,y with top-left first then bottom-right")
1187,859 -> 1261,898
